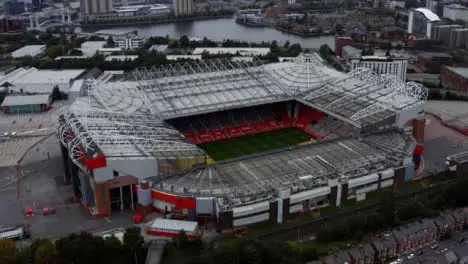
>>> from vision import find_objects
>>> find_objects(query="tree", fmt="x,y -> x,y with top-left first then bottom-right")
69,49 -> 84,56
179,35 -> 190,48
46,45 -> 64,59
51,85 -> 62,101
0,239 -> 18,264
123,227 -> 146,264
35,241 -> 59,264
283,40 -> 290,49
380,189 -> 396,225
106,37 -> 115,48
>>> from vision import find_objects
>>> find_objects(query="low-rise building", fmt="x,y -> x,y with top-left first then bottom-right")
392,219 -> 438,254
440,66 -> 468,93
372,234 -> 399,263
104,55 -> 139,62
342,46 -> 361,64
0,67 -> 85,94
349,55 -> 408,82
335,36 -> 353,58
115,34 -> 146,49
443,4 -> 468,23
434,213 -> 458,239
11,45 -> 46,58
192,47 -> 270,56
417,52 -> 452,72
1,94 -> 51,114
347,243 -> 375,264
148,44 -> 169,53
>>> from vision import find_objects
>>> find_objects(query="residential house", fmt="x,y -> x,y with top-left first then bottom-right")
392,219 -> 438,254
434,213 -> 458,239
372,233 -> 399,263
451,209 -> 468,230
322,251 -> 352,264
347,243 -> 375,264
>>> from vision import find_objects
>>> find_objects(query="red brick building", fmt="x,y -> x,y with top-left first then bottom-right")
441,66 -> 468,93
335,37 -> 353,58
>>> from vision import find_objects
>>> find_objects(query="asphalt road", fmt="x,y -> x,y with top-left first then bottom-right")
0,136 -> 134,240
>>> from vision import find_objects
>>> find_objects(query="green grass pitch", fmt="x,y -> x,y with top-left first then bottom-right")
198,127 -> 312,161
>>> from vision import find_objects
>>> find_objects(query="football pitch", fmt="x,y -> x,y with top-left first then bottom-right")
198,127 -> 313,161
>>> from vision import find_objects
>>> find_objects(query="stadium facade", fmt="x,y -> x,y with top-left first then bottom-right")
58,53 -> 429,229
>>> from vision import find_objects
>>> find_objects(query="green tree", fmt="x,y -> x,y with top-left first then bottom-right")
46,45 -> 64,59
106,37 -> 115,48
69,49 -> 84,56
34,241 -> 59,264
0,239 -> 18,264
380,189 -> 396,225
179,35 -> 190,48
283,40 -> 290,49
123,227 -> 145,264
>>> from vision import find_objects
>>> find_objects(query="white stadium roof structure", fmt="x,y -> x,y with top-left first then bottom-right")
59,53 -> 426,198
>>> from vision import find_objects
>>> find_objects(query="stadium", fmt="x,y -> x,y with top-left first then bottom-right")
58,53 -> 427,230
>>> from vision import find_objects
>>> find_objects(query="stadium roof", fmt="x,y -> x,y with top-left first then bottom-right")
153,131 -> 414,205
66,53 -> 428,127
58,107 -> 204,171
60,53 -> 426,171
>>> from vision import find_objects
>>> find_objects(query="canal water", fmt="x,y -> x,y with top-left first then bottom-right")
77,17 -> 335,49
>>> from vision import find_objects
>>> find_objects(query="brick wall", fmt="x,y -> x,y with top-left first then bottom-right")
441,66 -> 468,93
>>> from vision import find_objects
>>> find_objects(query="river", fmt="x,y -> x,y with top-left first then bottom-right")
76,17 -> 335,49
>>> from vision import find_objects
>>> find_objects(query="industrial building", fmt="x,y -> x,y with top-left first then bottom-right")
172,0 -> 193,16
11,45 -> 46,58
80,0 -> 113,20
349,56 -> 409,82
408,7 -> 441,39
0,67 -> 85,94
58,54 -> 427,229
114,4 -> 171,17
1,94 -> 50,114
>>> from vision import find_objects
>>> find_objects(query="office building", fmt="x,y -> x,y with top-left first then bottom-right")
408,7 -> 441,39
443,4 -> 468,22
80,0 -> 113,19
115,34 -> 146,49
0,16 -> 25,33
4,0 -> 25,15
349,56 -> 408,82
449,28 -> 468,48
430,24 -> 462,44
172,0 -> 193,16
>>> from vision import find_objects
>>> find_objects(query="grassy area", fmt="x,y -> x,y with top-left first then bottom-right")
198,128 -> 312,161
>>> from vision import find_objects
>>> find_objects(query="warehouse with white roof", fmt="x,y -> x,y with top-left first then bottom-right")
11,45 -> 46,58
1,94 -> 51,113
0,67 -> 85,94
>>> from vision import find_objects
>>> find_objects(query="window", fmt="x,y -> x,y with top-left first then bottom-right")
113,170 -> 119,177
